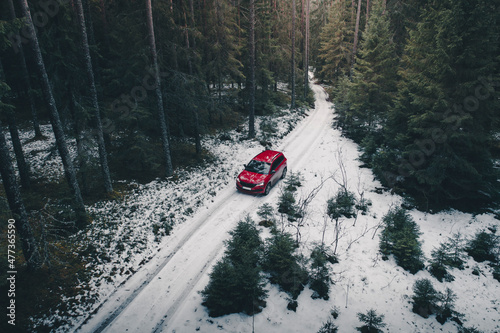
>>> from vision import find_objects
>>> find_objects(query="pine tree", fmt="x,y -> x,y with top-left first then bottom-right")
74,0 -> 113,193
411,278 -> 438,318
0,120 -> 41,270
379,207 -> 424,273
18,0 -> 87,226
345,0 -> 398,138
5,0 -> 41,138
356,309 -> 386,333
247,0 -> 256,138
201,217 -> 267,316
263,232 -> 308,300
146,0 -> 174,177
317,0 -> 354,83
386,0 -> 500,208
309,243 -> 337,300
466,230 -> 500,263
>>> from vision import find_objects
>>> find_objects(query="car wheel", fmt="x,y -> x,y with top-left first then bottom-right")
264,184 -> 271,196
281,167 -> 287,179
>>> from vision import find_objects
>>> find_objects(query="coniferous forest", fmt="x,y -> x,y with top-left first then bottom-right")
0,0 -> 499,331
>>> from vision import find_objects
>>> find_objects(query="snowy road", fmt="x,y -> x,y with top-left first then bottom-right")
76,80 -> 335,332
74,77 -> 500,333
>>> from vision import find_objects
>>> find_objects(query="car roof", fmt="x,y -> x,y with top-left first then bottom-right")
253,150 -> 282,163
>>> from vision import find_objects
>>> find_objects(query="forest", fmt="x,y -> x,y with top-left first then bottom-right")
0,0 -> 499,331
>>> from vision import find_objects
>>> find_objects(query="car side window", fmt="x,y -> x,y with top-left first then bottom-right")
271,156 -> 284,172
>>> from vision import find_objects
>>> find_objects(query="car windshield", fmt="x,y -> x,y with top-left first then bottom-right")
245,159 -> 271,174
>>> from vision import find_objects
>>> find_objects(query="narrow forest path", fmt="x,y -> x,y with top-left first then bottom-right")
75,79 -> 335,333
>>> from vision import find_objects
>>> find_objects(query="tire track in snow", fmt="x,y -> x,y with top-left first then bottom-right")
152,81 -> 334,332
76,80 -> 334,333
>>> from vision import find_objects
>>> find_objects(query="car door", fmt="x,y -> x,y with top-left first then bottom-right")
270,156 -> 284,186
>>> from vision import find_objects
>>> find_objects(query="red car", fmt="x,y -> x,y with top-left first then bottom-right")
236,150 -> 287,195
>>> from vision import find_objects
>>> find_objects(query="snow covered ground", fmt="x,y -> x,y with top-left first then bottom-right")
69,79 -> 500,332
6,77 -> 498,332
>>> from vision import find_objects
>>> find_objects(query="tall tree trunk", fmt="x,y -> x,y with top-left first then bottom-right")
303,0 -> 310,100
366,0 -> 370,21
291,0 -> 296,110
146,0 -> 174,177
6,114 -> 31,189
248,0 -> 256,138
18,0 -> 87,226
0,121 -> 41,270
0,59 -> 31,189
74,0 -> 113,193
7,0 -> 42,138
353,0 -> 362,61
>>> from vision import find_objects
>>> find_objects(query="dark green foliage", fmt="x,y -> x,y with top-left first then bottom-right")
493,265 -> 500,283
343,0 -> 399,141
428,233 -> 467,281
356,309 -> 386,333
327,190 -> 357,220
465,230 -> 500,263
383,0 -> 500,209
284,171 -> 303,192
317,319 -> 338,333
316,0 -> 354,84
458,327 -> 483,333
436,288 -> 459,325
429,244 -> 454,282
411,278 -> 439,318
257,203 -> 275,229
263,232 -> 308,300
309,244 -> 337,300
201,217 -> 267,317
379,207 -> 424,273
320,0 -> 500,210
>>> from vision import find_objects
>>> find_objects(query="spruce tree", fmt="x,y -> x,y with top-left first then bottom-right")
201,217 -> 267,316
345,0 -> 398,139
317,0 -> 354,83
386,0 -> 500,208
411,278 -> 438,318
356,309 -> 386,333
0,120 -> 41,270
18,0 -> 87,226
263,232 -> 308,300
379,207 -> 424,273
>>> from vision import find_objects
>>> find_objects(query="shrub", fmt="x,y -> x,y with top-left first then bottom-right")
466,230 -> 499,263
411,278 -> 439,318
356,309 -> 386,333
379,207 -> 424,273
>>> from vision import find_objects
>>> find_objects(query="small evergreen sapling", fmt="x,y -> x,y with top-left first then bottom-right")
263,232 -> 308,304
429,243 -> 455,282
201,217 -> 267,317
356,309 -> 386,333
436,288 -> 459,325
309,244 -> 338,300
379,207 -> 424,273
466,230 -> 499,263
327,189 -> 357,254
257,203 -> 276,229
317,308 -> 340,333
411,278 -> 439,318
